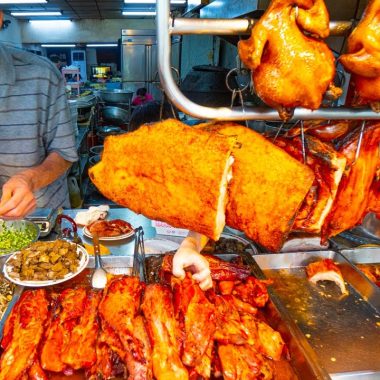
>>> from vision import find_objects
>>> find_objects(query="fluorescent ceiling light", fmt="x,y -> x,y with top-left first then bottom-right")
87,43 -> 118,47
0,0 -> 47,3
41,44 -> 75,47
30,20 -> 71,26
124,0 -> 186,3
122,10 -> 156,16
11,11 -> 62,16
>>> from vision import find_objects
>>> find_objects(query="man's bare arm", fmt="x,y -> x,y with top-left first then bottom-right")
0,152 -> 73,218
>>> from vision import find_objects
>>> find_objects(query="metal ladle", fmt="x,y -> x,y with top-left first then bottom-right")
91,233 -> 108,289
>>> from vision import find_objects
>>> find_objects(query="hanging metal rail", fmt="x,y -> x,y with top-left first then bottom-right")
157,0 -> 379,121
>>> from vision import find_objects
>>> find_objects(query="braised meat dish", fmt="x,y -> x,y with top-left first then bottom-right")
87,219 -> 133,237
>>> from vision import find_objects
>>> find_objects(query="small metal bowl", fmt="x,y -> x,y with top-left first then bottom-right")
0,220 -> 40,257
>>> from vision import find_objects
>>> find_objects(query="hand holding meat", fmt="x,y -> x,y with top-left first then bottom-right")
0,175 -> 36,219
173,247 -> 212,291
173,232 -> 212,290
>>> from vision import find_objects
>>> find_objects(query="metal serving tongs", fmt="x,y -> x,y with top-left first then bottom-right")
132,226 -> 147,281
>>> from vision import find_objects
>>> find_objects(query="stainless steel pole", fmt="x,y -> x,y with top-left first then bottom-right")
170,18 -> 353,37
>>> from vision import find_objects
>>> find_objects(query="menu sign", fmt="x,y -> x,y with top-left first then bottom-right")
152,221 -> 188,237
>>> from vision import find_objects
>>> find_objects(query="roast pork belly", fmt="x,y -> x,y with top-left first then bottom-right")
238,0 -> 341,120
340,0 -> 380,112
322,122 -> 380,239
197,122 -> 315,252
275,135 -> 346,234
89,119 -> 235,241
306,258 -> 348,295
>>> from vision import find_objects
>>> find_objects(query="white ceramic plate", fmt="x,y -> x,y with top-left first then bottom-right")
83,225 -> 135,241
144,238 -> 180,254
3,245 -> 89,287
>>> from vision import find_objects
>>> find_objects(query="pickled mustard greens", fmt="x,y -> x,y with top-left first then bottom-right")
7,240 -> 82,281
0,222 -> 36,254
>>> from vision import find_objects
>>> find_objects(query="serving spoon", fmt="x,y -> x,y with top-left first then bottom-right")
91,233 -> 108,289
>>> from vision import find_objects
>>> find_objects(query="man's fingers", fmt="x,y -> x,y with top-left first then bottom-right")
1,193 -> 36,219
199,276 -> 213,291
192,267 -> 211,283
172,256 -> 186,279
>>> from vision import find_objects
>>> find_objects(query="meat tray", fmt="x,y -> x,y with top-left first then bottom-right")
251,251 -> 380,379
0,255 -> 135,380
0,255 -> 135,337
143,252 -> 331,380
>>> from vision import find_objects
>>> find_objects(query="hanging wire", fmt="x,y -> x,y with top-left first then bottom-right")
226,66 -> 250,128
352,120 -> 366,165
272,122 -> 285,142
300,120 -> 307,165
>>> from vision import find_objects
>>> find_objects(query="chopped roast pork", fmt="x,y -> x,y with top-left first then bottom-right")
306,258 -> 348,295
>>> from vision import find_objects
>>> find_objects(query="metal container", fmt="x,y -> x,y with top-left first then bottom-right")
142,251 -> 330,380
96,126 -> 124,141
252,251 -> 380,379
99,89 -> 133,104
0,220 -> 39,256
101,106 -> 130,126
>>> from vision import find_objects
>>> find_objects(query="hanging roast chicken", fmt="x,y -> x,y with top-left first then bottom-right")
238,0 -> 341,121
340,0 -> 380,112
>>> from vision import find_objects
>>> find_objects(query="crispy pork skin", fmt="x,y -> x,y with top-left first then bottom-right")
89,119 -> 235,241
238,0 -> 340,120
197,122 -> 314,252
275,135 -> 346,234
0,289 -> 49,380
141,284 -> 189,380
306,258 -> 348,295
340,0 -> 380,111
322,123 -> 380,239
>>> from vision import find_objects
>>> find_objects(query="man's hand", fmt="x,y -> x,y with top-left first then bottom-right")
0,175 -> 36,219
173,247 -> 212,290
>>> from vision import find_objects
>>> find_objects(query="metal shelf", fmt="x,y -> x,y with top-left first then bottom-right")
156,0 -> 380,121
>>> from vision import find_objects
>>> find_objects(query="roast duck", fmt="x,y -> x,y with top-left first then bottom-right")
238,0 -> 342,120
0,256 -> 293,380
340,0 -> 380,112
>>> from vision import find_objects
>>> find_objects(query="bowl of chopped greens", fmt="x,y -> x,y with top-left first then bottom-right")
0,220 -> 39,256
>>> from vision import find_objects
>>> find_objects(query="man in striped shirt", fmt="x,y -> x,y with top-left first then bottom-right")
0,43 -> 78,218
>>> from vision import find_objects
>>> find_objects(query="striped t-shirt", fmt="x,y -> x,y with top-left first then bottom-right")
0,44 -> 78,210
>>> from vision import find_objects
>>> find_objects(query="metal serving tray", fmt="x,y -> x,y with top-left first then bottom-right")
143,252 -> 331,380
251,251 -> 380,379
0,255 -> 134,340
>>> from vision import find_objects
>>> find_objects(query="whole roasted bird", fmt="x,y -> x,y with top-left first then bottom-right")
340,0 -> 380,112
238,0 -> 341,120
